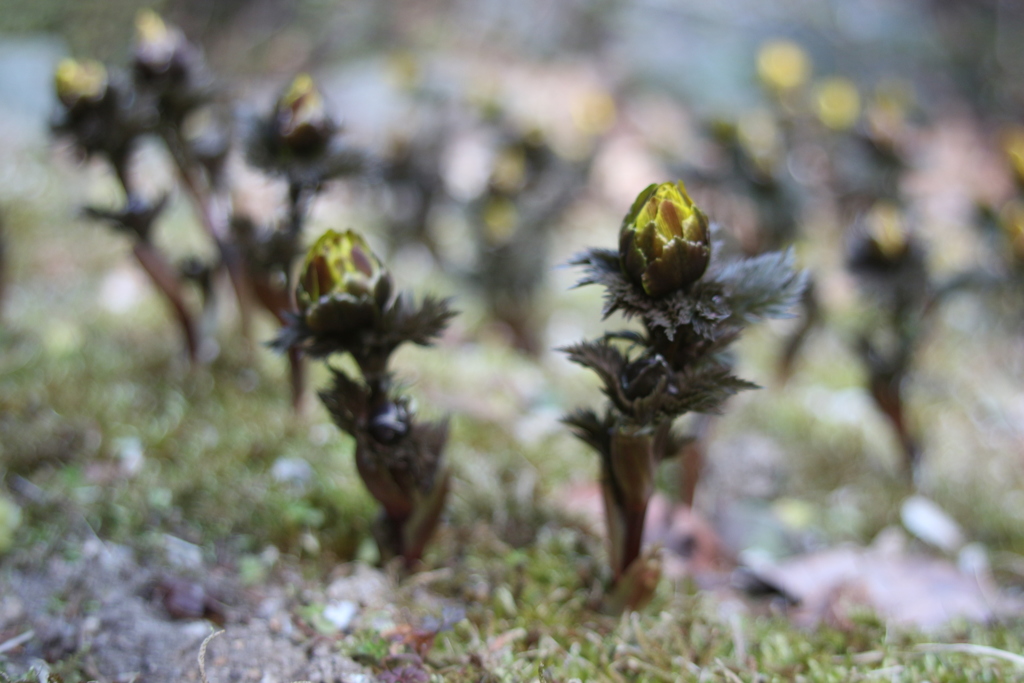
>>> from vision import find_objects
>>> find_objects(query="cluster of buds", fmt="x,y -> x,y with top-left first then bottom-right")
50,12 -> 232,364
564,181 -> 804,612
51,39 -> 203,362
51,13 -> 372,409
275,230 -> 456,565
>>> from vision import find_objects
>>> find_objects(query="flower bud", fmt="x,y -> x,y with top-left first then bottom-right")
274,74 -> 334,153
296,229 -> 392,333
619,182 -> 710,298
863,201 -> 910,264
134,10 -> 182,76
757,40 -> 811,93
54,58 -> 108,109
814,77 -> 861,131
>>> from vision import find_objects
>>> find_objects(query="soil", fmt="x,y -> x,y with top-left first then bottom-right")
0,538 -> 395,682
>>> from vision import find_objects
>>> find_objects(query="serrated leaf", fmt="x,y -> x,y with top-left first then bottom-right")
561,339 -> 632,411
318,368 -> 372,435
711,248 -> 807,324
384,293 -> 457,348
562,407 -> 613,457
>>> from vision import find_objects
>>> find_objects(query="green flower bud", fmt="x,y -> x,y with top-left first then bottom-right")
619,181 -> 711,298
54,58 -> 108,109
275,74 -> 334,153
297,229 -> 392,333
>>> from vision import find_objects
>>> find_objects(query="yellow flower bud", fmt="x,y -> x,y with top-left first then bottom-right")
297,230 -> 392,332
54,58 -> 107,108
620,181 -> 711,297
275,74 -> 333,152
757,40 -> 811,92
815,77 -> 861,131
865,201 -> 910,262
134,9 -> 179,72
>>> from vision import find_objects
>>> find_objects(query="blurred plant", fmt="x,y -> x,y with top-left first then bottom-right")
51,57 -> 201,362
692,112 -> 799,256
563,181 -> 804,612
50,11 -> 235,364
129,10 -> 252,337
373,58 -> 455,259
969,129 -> 1024,309
274,229 -> 457,566
826,79 -> 915,219
52,12 -> 374,407
377,120 -> 451,259
780,76 -> 916,383
466,116 -> 592,354
846,202 -> 932,480
245,73 -> 366,196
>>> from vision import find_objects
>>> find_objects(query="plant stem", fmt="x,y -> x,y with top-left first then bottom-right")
112,155 -> 200,363
679,415 -> 711,508
132,241 -> 199,362
607,428 -> 657,579
160,125 -> 253,341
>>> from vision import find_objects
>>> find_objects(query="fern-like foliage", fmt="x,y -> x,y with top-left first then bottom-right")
562,407 -> 613,458
569,244 -> 805,343
711,248 -> 807,325
382,293 -> 458,349
270,294 -> 456,365
318,367 -> 372,435
564,220 -> 803,444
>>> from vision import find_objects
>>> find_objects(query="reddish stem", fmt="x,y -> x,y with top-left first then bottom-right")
161,127 -> 254,340
132,241 -> 199,363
